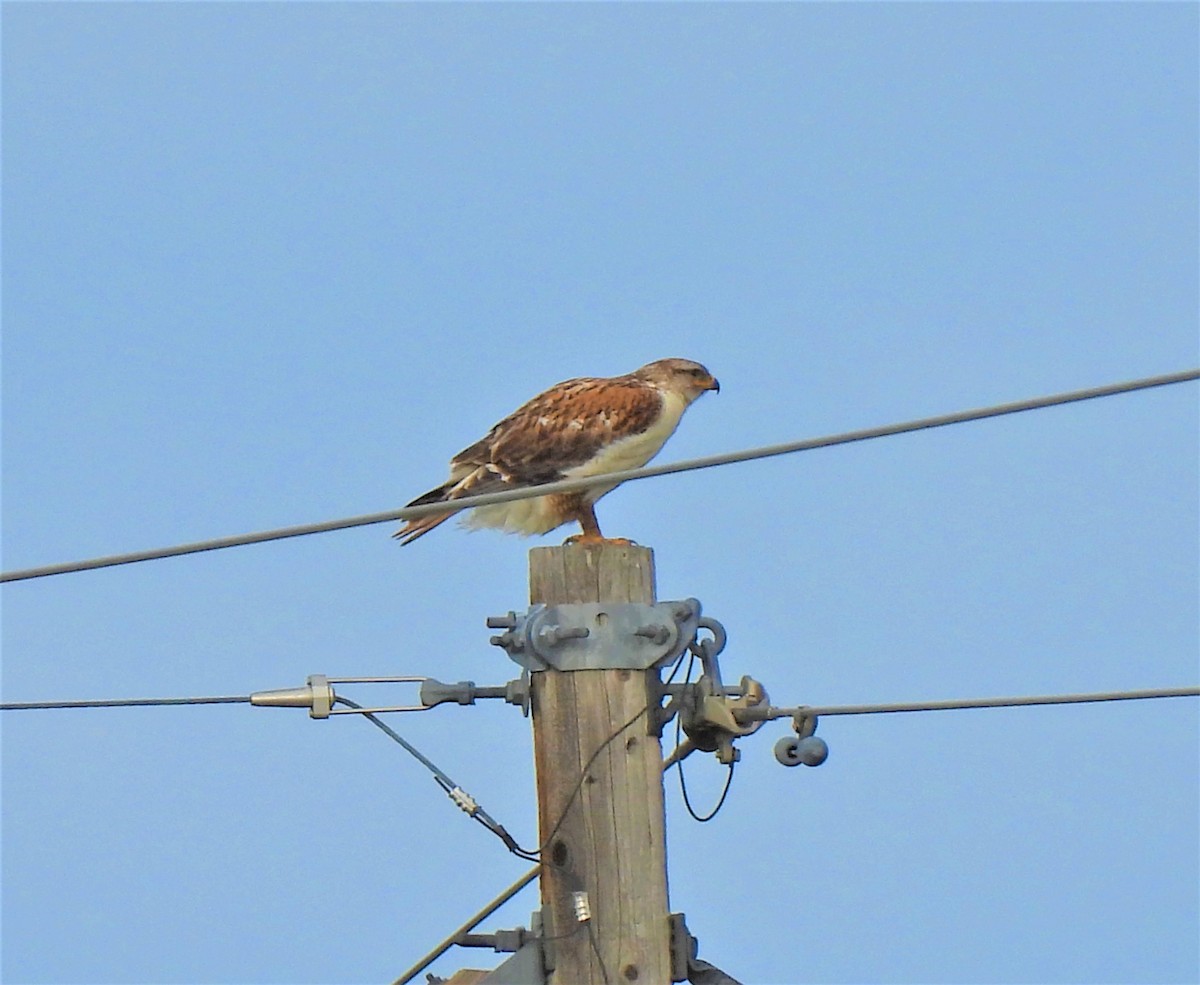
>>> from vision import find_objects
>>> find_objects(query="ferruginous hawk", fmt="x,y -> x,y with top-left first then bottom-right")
394,358 -> 719,545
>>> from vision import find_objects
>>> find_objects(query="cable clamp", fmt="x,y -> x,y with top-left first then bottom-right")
448,786 -> 479,817
680,675 -> 769,765
249,675 -> 336,719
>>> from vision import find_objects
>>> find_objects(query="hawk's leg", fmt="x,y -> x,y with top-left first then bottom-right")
563,500 -> 634,546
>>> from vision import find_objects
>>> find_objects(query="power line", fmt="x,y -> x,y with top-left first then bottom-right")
4,684 -> 1195,717
391,866 -> 539,985
0,695 -> 249,710
4,676 -> 1194,983
735,686 -> 1200,723
2,368 -> 1195,584
392,681 -> 1200,983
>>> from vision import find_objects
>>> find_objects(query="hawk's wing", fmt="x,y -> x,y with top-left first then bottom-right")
460,375 -> 664,482
394,375 -> 663,544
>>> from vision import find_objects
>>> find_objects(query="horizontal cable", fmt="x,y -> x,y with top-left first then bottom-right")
387,680 -> 1200,984
2,368 -> 1196,584
0,695 -> 249,711
7,685 -> 1195,717
737,686 -> 1200,723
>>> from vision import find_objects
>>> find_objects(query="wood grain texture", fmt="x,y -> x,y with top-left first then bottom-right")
529,544 -> 671,985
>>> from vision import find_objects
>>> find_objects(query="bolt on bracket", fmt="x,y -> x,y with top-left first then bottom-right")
487,599 -> 704,672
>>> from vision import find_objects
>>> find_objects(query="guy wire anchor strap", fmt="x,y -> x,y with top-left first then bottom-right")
249,675 -> 530,718
487,597 -> 722,672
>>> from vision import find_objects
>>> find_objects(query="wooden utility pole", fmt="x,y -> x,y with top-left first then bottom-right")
529,543 -> 671,985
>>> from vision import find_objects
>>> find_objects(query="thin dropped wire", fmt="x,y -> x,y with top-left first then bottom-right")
3,369 -> 1195,583
532,650 -> 691,859
501,654 -> 691,985
676,652 -> 739,820
536,920 -> 593,944
587,921 -> 613,985
525,702 -> 652,859
683,762 -> 734,823
485,651 -> 692,985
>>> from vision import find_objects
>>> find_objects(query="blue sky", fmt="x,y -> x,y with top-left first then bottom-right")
2,4 -> 1197,984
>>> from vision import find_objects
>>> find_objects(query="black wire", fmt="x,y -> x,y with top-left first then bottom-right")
587,921 -> 613,985
531,651 -> 691,858
671,652 -> 737,823
537,921 -> 589,945
336,696 -> 457,786
680,760 -> 735,823
336,696 -> 537,865
516,653 -> 689,985
521,892 -> 611,985
532,701 -> 653,856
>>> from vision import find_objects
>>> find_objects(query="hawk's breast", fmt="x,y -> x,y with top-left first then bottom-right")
563,389 -> 687,481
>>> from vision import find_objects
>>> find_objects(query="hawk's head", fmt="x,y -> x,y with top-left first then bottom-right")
634,358 -> 720,403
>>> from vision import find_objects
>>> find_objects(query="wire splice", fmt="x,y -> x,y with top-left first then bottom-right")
448,786 -> 479,817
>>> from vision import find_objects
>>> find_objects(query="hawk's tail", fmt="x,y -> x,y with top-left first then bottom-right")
393,465 -> 515,545
392,512 -> 456,545
392,482 -> 457,545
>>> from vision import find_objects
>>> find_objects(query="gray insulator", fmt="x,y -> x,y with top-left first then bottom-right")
774,734 -> 829,767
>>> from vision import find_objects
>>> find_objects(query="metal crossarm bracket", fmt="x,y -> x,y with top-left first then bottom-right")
487,599 -> 704,672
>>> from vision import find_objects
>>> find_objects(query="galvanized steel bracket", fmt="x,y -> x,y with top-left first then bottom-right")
487,598 -> 703,672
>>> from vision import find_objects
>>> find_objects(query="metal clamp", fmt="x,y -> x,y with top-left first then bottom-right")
251,676 -> 439,718
250,674 -> 337,719
487,599 -> 704,672
250,674 -> 533,719
418,674 -> 531,715
679,675 -> 770,765
773,709 -> 829,768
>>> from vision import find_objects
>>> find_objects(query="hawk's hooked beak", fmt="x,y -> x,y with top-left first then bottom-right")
705,376 -> 721,394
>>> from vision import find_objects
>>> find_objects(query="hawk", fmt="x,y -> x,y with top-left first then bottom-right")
394,358 -> 719,545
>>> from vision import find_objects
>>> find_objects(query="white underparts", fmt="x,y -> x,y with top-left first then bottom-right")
464,390 -> 690,536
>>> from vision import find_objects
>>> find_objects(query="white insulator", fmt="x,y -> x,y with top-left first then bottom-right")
449,787 -> 478,816
571,891 -> 591,923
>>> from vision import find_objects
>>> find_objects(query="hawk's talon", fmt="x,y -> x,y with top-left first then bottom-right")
563,534 -> 638,547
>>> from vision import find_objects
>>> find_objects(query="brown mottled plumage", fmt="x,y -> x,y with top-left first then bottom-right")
394,358 -> 719,545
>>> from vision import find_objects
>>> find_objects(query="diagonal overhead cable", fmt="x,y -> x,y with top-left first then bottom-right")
2,368 -> 1196,584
